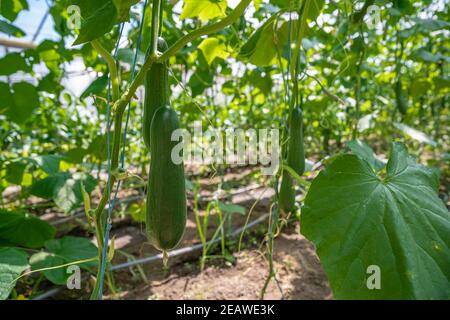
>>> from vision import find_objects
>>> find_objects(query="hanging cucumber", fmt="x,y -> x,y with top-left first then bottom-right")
286,106 -> 305,176
279,106 -> 304,213
146,106 -> 187,253
142,37 -> 169,151
395,80 -> 408,115
279,171 -> 296,213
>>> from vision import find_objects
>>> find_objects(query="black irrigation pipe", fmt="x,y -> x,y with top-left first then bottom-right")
51,194 -> 144,226
33,213 -> 269,300
111,212 -> 269,270
50,184 -> 266,226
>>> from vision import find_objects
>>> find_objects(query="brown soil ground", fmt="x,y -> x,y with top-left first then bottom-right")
111,222 -> 332,300
21,166 -> 332,300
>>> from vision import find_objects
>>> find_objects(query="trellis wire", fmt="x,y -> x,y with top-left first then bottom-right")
99,0 -> 150,299
98,22 -> 125,300
33,213 -> 269,300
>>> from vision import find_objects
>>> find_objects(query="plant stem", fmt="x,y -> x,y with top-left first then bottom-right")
150,0 -> 162,56
88,0 -> 253,299
91,40 -> 119,101
159,0 -> 252,63
111,0 -> 252,116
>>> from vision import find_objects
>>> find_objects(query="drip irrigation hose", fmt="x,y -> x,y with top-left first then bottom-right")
33,213 -> 268,300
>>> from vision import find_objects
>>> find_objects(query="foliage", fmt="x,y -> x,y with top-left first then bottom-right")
0,0 -> 448,300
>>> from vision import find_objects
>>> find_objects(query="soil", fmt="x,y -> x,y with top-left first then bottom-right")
111,222 -> 332,300
13,166 -> 332,300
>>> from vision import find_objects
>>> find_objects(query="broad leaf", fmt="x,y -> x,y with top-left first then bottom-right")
180,0 -> 228,22
4,160 -> 26,185
44,236 -> 97,267
0,53 -> 30,75
198,37 -> 230,65
30,172 -> 97,213
30,236 -> 98,285
0,0 -> 28,22
0,19 -> 24,37
32,155 -> 62,175
301,142 -> 450,299
5,82 -> 40,124
0,247 -> 28,300
347,140 -> 385,172
29,252 -> 66,285
0,81 -> 13,115
72,0 -> 138,45
394,122 -> 437,147
80,74 -> 108,99
0,210 -> 55,248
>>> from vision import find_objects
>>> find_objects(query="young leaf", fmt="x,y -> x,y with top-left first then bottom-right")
198,37 -> 230,65
180,0 -> 228,22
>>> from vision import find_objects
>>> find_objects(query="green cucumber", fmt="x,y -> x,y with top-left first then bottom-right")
146,106 -> 187,251
287,106 -> 305,176
395,80 -> 408,115
143,37 -> 169,151
279,171 -> 296,213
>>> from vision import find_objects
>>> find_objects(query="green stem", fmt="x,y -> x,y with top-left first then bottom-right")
91,40 -> 119,101
158,0 -> 252,62
111,0 -> 252,116
88,0 -> 252,299
150,0 -> 162,55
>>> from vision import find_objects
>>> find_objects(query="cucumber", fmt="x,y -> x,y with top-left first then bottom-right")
395,80 -> 408,115
287,106 -> 305,176
143,37 -> 169,151
146,106 -> 187,251
279,171 -> 296,213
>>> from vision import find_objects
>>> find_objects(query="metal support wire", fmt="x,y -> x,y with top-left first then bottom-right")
33,213 -> 269,300
98,23 -> 125,300
99,0 -> 149,299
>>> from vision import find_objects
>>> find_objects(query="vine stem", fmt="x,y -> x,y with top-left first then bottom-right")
88,0 -> 253,299
111,0 -> 252,117
91,40 -> 119,101
150,0 -> 162,56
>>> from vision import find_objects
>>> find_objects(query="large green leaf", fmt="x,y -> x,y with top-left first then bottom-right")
30,172 -> 97,213
29,252 -> 66,285
32,155 -> 63,175
4,160 -> 26,185
5,82 -> 40,124
180,0 -> 228,22
0,81 -> 13,115
347,139 -> 385,172
0,210 -> 55,249
30,236 -> 98,285
238,15 -> 288,66
80,74 -> 108,99
71,0 -> 138,45
0,0 -> 28,22
0,247 -> 28,300
301,142 -> 450,299
0,19 -> 24,37
0,53 -> 30,75
198,37 -> 230,65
